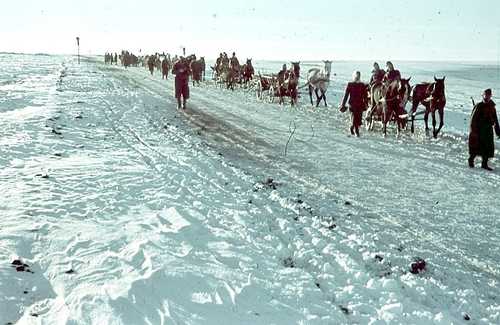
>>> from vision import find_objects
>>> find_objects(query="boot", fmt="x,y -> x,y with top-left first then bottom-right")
481,158 -> 493,171
468,156 -> 474,168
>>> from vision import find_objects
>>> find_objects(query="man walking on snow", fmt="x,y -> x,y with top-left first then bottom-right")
172,56 -> 191,110
339,71 -> 369,137
468,88 -> 500,170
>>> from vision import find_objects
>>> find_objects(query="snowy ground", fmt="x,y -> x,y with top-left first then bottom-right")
0,55 -> 499,324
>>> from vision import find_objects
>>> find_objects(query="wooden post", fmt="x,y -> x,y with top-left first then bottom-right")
76,37 -> 80,64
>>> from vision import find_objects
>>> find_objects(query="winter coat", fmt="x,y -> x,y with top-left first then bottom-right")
469,100 -> 500,158
341,82 -> 369,112
172,61 -> 191,84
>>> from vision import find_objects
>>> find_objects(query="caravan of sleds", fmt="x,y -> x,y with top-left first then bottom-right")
110,50 -> 447,138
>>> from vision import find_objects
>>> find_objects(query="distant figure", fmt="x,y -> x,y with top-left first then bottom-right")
370,62 -> 385,86
468,89 -> 500,170
230,52 -> 240,69
339,71 -> 369,137
161,57 -> 170,79
147,56 -> 155,75
172,56 -> 191,109
383,61 -> 401,84
277,64 -> 288,85
222,52 -> 229,68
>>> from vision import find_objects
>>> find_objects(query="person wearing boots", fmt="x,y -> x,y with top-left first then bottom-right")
468,88 -> 500,170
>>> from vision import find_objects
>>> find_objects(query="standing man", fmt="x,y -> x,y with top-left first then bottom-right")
161,56 -> 170,80
468,89 -> 500,170
172,56 -> 191,110
339,71 -> 369,137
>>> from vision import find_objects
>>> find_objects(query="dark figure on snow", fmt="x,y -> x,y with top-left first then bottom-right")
161,57 -> 170,79
277,64 -> 288,85
339,71 -> 369,137
172,56 -> 191,110
383,61 -> 401,84
468,89 -> 500,170
370,62 -> 385,86
230,52 -> 239,71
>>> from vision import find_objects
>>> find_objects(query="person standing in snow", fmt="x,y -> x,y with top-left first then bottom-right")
339,71 -> 369,137
468,89 -> 500,170
172,56 -> 191,110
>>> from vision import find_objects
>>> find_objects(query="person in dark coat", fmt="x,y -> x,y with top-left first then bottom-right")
468,89 -> 500,170
370,62 -> 385,86
383,61 -> 401,84
161,57 -> 170,79
172,56 -> 191,109
339,71 -> 369,137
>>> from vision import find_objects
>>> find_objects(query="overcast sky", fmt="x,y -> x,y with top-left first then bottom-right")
1,0 -> 499,61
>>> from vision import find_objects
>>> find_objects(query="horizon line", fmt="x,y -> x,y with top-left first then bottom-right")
1,51 -> 499,65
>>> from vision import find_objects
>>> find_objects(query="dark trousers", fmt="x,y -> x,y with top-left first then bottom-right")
468,154 -> 489,167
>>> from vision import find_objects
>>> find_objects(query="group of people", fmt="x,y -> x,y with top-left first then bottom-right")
214,52 -> 240,75
339,61 -> 401,137
114,51 -> 499,171
338,61 -> 499,170
104,52 -> 118,65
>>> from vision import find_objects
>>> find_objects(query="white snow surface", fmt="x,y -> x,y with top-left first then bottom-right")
0,55 -> 499,324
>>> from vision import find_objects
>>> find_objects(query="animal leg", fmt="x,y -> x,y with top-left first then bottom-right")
431,110 -> 437,138
435,108 -> 444,138
423,108 -> 430,135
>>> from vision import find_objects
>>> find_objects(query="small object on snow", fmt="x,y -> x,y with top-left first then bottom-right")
375,254 -> 384,262
410,257 -> 426,274
218,152 -> 223,156
339,305 -> 350,315
51,128 -> 62,135
30,313 -> 39,317
463,313 -> 470,321
75,113 -> 83,119
248,199 -> 252,204
296,199 -> 304,204
328,223 -> 337,230
23,290 -> 28,294
283,257 -> 295,268
344,201 -> 352,206
65,269 -> 76,274
54,153 -> 63,157
263,177 -> 278,190
11,259 -> 33,273
315,281 -> 321,288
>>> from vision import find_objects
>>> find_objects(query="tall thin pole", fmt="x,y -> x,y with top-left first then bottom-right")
76,37 -> 80,64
